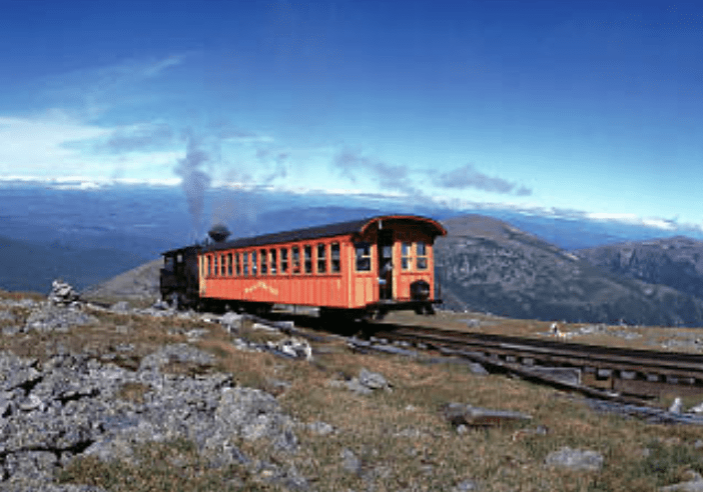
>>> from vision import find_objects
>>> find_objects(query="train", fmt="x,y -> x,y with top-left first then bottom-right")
159,214 -> 446,320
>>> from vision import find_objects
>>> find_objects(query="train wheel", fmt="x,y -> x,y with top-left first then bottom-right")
319,308 -> 356,335
252,303 -> 272,316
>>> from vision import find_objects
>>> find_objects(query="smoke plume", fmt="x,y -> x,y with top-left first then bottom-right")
174,137 -> 212,239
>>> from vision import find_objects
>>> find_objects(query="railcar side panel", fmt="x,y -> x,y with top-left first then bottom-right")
199,234 -> 358,309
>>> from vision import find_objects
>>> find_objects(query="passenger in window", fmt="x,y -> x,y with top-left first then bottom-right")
355,243 -> 371,271
331,243 -> 340,273
416,241 -> 428,270
292,247 -> 300,274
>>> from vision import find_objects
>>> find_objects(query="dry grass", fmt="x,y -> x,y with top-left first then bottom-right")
116,381 -> 151,405
3,291 -> 703,490
59,437 -> 278,491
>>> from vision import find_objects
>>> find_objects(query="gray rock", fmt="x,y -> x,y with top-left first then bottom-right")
2,484 -> 107,492
669,397 -> 683,414
453,479 -> 481,491
358,368 -> 390,390
138,343 -> 215,372
23,305 -> 97,333
0,352 -> 41,392
2,325 -> 21,335
262,463 -> 310,491
442,403 -> 532,428
215,387 -> 298,452
114,343 -> 134,353
4,450 -> 59,483
0,310 -> 16,322
0,298 -> 37,309
269,337 -> 313,360
151,299 -> 171,310
341,369 -> 392,395
184,328 -> 209,341
306,421 -> 335,436
110,301 -> 130,312
545,446 -> 604,472
49,280 -> 80,306
220,312 -> 244,332
340,448 -> 362,474
252,322 -> 278,332
345,378 -> 373,395
660,472 -> 703,491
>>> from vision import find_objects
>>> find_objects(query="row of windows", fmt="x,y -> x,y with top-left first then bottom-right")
205,243 -> 341,277
204,240 -> 430,277
353,241 -> 429,272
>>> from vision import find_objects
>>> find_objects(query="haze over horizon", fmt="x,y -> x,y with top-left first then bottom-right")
1,0 -> 701,235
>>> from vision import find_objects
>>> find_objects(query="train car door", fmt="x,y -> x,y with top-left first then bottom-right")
378,229 -> 394,300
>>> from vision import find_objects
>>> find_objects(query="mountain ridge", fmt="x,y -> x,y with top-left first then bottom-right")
436,215 -> 703,327
574,236 -> 703,301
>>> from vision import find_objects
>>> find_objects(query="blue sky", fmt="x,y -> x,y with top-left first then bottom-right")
1,0 -> 702,232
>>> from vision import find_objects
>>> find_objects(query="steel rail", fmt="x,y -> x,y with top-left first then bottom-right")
366,323 -> 703,398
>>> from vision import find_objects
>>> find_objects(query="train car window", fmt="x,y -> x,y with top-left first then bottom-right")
164,256 -> 174,271
292,246 -> 300,274
280,248 -> 288,273
304,245 -> 312,274
331,243 -> 340,273
317,244 -> 327,274
382,245 -> 392,259
213,255 -> 218,276
416,241 -> 428,270
252,251 -> 258,276
270,249 -> 277,274
235,253 -> 240,276
227,253 -> 233,276
243,252 -> 249,276
260,249 -> 268,275
355,242 -> 371,272
220,254 -> 226,276
401,242 -> 412,270
176,254 -> 183,263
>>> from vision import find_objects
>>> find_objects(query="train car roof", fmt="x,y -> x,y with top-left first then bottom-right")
201,215 -> 447,252
161,244 -> 202,256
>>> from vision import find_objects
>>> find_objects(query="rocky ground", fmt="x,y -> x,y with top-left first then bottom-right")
3,283 -> 703,491
0,299 -> 295,490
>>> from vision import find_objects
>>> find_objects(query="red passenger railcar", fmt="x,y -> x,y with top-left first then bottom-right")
195,215 -> 446,317
161,215 -> 446,318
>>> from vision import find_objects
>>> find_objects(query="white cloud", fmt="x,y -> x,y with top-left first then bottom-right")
0,112 -> 110,173
0,112 -> 185,180
585,212 -> 677,230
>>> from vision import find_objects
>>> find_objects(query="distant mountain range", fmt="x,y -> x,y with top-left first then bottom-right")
0,235 -> 150,293
436,215 -> 703,327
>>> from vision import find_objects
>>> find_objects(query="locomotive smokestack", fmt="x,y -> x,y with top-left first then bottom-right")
208,223 -> 231,242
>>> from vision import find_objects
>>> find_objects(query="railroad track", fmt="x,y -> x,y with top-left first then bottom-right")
364,323 -> 703,400
222,307 -> 703,403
